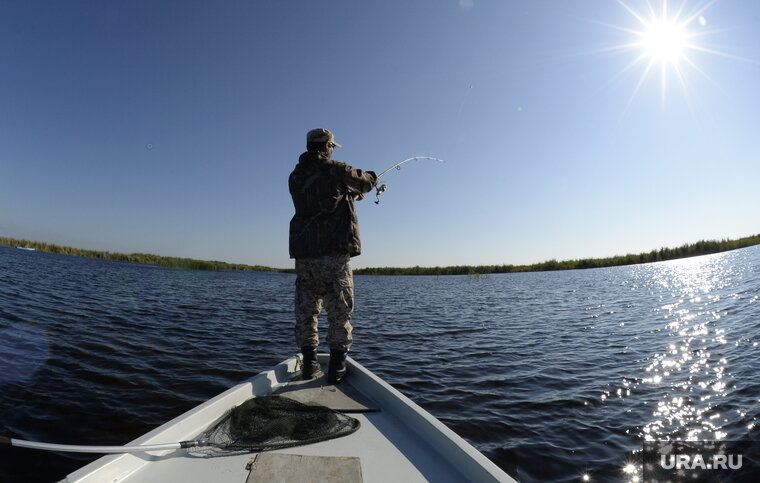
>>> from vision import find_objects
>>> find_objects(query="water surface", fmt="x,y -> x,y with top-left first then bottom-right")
1,244 -> 759,481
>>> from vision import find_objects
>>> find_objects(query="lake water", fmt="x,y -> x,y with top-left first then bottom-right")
1,243 -> 759,482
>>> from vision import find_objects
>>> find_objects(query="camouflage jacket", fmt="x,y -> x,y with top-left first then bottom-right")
289,151 -> 377,259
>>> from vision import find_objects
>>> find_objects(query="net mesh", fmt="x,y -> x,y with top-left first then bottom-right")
200,395 -> 360,452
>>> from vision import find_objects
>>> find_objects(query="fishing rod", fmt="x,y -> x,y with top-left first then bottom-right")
0,434 -> 221,453
373,156 -> 444,204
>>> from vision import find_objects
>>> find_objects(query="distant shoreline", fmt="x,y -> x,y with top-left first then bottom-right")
2,234 -> 759,275
355,234 -> 760,275
1,237 -> 278,272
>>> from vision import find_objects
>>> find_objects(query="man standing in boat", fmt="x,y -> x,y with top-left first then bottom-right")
288,128 -> 377,383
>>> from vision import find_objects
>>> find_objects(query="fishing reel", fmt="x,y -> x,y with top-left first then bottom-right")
374,183 -> 387,204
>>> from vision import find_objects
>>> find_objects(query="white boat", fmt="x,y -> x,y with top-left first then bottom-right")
61,355 -> 516,482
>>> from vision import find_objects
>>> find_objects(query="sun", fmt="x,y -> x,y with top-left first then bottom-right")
617,0 -> 709,103
596,0 -> 736,108
639,15 -> 689,64
628,0 -> 696,65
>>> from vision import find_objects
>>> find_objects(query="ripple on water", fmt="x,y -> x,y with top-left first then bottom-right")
2,245 -> 760,482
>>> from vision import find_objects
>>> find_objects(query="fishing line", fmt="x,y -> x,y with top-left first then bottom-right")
374,156 -> 444,204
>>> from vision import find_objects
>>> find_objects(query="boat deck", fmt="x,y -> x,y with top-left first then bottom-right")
63,355 -> 515,483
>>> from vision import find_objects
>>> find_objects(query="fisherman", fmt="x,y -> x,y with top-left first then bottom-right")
288,128 -> 377,383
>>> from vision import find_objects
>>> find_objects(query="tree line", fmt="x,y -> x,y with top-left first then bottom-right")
2,233 -> 758,274
0,237 -> 280,272
353,234 -> 760,276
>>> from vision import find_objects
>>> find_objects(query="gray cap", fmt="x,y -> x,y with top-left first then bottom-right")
307,128 -> 342,147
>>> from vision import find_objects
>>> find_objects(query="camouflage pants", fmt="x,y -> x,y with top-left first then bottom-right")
294,254 -> 354,352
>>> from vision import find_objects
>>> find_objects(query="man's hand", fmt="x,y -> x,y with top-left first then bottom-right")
366,170 -> 378,187
347,189 -> 365,201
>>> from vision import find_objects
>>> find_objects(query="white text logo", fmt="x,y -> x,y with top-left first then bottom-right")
660,454 -> 742,470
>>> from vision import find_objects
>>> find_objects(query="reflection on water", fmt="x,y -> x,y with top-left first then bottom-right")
1,245 -> 758,482
615,255 -> 757,481
353,248 -> 759,482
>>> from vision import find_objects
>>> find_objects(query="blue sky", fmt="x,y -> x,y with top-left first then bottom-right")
2,0 -> 758,269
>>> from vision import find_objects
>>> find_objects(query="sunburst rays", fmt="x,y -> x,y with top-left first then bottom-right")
593,0 -> 746,111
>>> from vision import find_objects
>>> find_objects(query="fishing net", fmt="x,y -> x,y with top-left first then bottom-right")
200,395 -> 360,452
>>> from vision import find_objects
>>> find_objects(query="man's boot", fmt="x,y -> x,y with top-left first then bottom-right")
301,346 -> 322,380
327,350 -> 347,384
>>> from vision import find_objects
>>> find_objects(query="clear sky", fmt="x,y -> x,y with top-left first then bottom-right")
2,0 -> 759,269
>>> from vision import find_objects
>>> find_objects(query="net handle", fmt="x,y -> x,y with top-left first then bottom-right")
0,435 -> 216,454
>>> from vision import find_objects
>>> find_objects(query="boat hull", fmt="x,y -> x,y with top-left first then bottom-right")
63,355 -> 515,483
